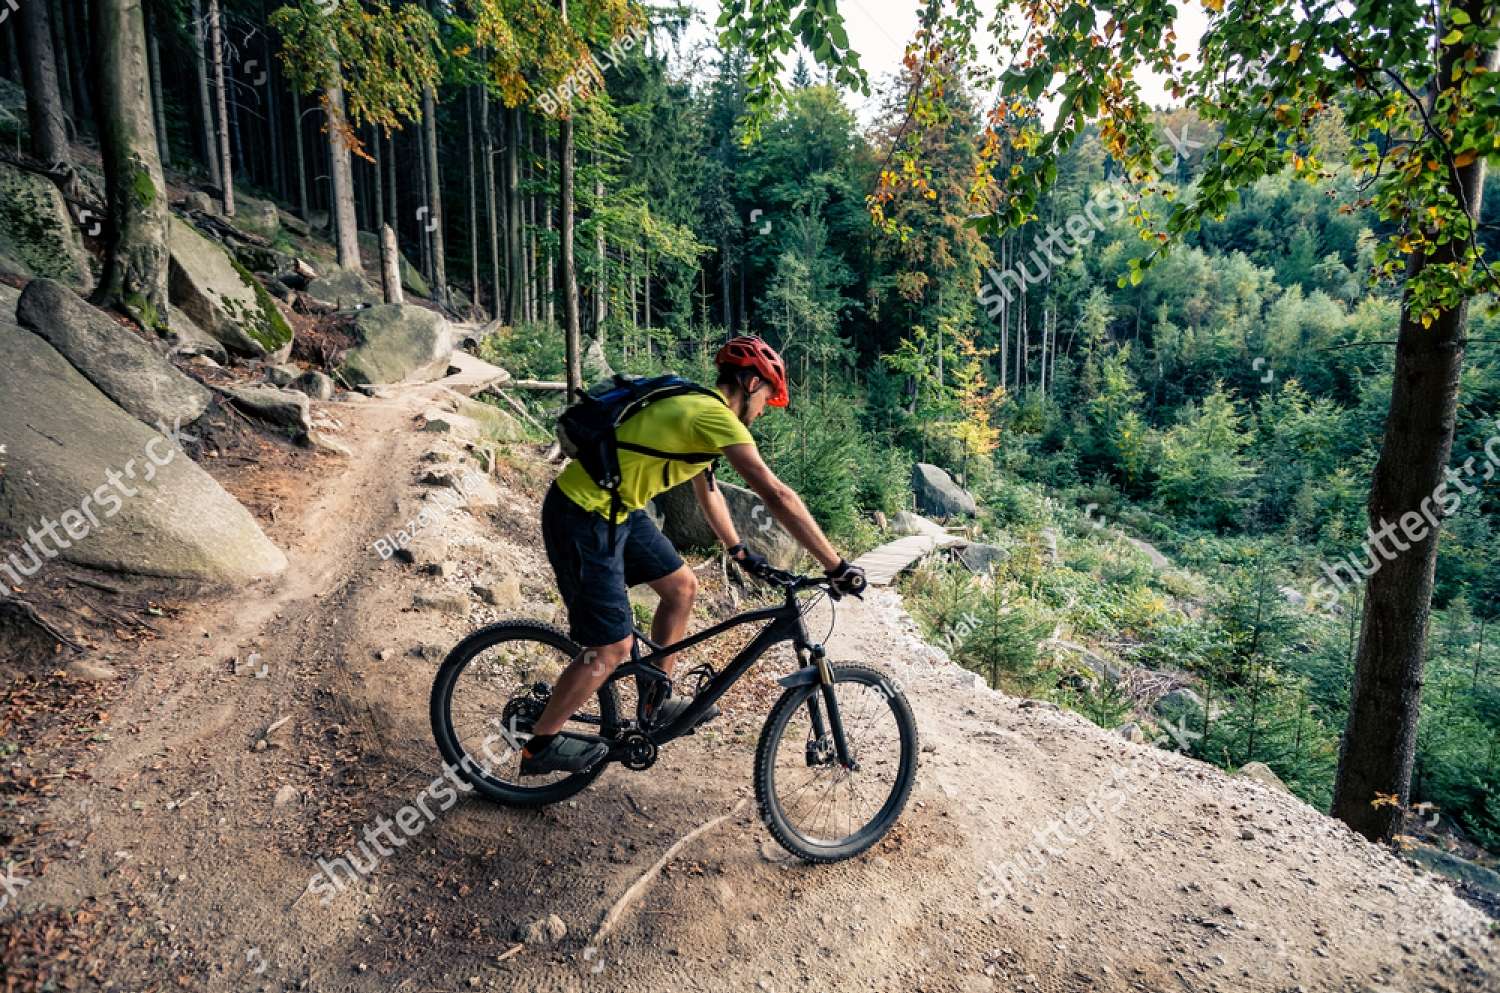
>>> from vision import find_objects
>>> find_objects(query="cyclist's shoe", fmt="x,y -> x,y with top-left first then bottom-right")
651,696 -> 720,731
520,734 -> 608,775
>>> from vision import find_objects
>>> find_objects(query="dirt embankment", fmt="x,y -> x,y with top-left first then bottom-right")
2,371 -> 1495,993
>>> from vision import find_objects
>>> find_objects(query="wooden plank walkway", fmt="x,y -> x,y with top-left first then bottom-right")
440,350 -> 512,396
854,531 -> 964,586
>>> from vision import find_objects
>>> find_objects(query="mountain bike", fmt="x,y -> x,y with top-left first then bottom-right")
430,565 -> 919,862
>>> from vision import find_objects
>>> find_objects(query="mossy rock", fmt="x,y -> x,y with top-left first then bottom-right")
338,304 -> 452,385
233,193 -> 282,239
167,215 -> 292,358
0,163 -> 94,293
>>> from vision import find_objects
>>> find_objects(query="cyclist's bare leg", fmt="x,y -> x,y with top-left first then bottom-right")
527,635 -> 631,740
646,565 -> 698,676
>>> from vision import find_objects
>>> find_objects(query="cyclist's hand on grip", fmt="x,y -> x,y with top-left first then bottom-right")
825,559 -> 867,598
729,543 -> 774,580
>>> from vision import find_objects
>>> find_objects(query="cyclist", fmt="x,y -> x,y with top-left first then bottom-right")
521,335 -> 867,774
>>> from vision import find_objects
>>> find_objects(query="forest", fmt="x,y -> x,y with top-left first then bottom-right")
3,0 -> 1500,907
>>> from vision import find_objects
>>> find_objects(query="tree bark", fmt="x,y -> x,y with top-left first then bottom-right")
422,84 -> 447,307
543,129 -> 555,326
49,0 -> 75,132
466,87 -> 478,313
189,0 -> 218,188
207,0 -> 233,213
325,83 -> 360,270
18,0 -> 69,165
561,113 -> 581,395
368,125 -> 384,230
379,223 -> 404,305
505,106 -> 523,323
1330,15 -> 1496,842
481,90 -> 500,321
292,89 -> 309,220
145,2 -> 170,168
593,146 -> 606,341
95,0 -> 170,327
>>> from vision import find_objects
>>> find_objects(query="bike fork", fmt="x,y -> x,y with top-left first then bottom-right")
806,650 -> 858,770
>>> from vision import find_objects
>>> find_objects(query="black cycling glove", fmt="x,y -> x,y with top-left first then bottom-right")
825,559 -> 867,598
728,542 -> 772,578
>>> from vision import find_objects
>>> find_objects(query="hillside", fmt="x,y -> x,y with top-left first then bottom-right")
2,357 -> 1494,991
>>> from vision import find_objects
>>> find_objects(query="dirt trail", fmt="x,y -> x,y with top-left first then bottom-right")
12,373 -> 1496,993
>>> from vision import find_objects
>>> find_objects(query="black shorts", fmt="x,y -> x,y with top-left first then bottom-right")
541,483 -> 684,648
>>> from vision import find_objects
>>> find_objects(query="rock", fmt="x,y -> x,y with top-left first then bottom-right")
0,281 -> 18,321
1279,585 -> 1306,608
0,162 -> 94,292
291,370 -> 335,401
220,385 -> 311,436
413,593 -> 470,617
165,312 -> 228,364
272,784 -> 299,808
264,364 -> 301,387
1236,761 -> 1290,794
583,336 -> 614,383
1116,722 -> 1145,743
304,268 -> 381,310
279,210 -> 310,238
1404,843 -> 1500,903
399,536 -> 449,571
955,541 -> 1007,575
1123,535 -> 1169,570
890,510 -> 950,539
16,279 -> 211,429
0,249 -> 32,280
183,191 -> 216,214
523,914 -> 567,946
233,193 -> 281,239
473,576 -> 522,607
1040,527 -> 1060,566
306,430 -> 352,456
912,463 -> 977,518
0,321 -> 286,583
66,659 -> 118,682
232,240 -> 293,276
339,305 -> 454,386
653,479 -> 801,568
167,216 -> 293,358
357,231 -> 430,298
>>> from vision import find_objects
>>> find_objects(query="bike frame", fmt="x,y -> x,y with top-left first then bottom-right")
596,582 -> 855,766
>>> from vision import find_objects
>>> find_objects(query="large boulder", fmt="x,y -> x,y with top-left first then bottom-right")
16,279 -> 210,429
357,231 -> 430,298
890,510 -> 951,539
0,162 -> 93,293
219,385 -> 312,436
304,268 -> 380,310
167,216 -> 293,358
651,479 -> 802,569
954,541 -> 1007,575
0,321 -> 286,583
233,193 -> 281,239
912,462 -> 977,518
165,311 -> 228,364
583,337 -> 614,383
338,304 -> 453,386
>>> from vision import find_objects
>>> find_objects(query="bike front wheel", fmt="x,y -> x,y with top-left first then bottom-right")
754,663 -> 918,862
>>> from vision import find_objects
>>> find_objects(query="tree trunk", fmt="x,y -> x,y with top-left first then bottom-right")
1330,16 -> 1496,842
369,125 -> 384,229
325,83 -> 360,270
62,0 -> 94,134
505,106 -> 523,323
544,129 -> 555,326
385,131 -> 396,231
207,0 -> 232,213
18,0 -> 69,165
466,87 -> 478,313
560,113 -> 581,396
189,0 -> 217,187
145,2 -> 170,168
481,90 -> 500,321
95,0 -> 170,327
292,89 -> 309,220
265,32 -> 284,198
50,0 -> 75,133
593,147 -> 606,341
379,223 -> 404,305
423,84 -> 447,307
720,240 -> 732,332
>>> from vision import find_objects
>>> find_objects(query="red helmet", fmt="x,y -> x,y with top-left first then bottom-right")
715,335 -> 789,407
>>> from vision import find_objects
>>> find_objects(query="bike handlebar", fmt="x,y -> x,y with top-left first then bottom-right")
745,562 -> 859,599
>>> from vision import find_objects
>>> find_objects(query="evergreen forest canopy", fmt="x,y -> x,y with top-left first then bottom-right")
7,0 -> 1499,851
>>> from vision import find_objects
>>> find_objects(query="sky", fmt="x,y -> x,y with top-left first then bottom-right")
678,1 -> 1210,127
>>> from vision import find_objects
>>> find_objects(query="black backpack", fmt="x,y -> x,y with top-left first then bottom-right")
556,374 -> 727,544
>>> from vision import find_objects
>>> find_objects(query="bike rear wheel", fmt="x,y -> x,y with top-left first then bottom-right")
754,663 -> 918,862
430,621 -> 619,808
